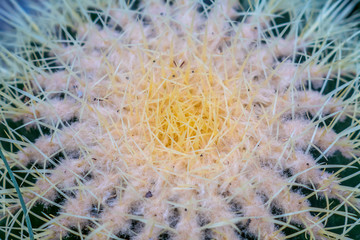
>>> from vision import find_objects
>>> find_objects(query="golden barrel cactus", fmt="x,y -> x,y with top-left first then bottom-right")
0,0 -> 360,239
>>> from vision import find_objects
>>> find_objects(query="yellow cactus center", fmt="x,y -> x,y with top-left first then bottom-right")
146,77 -> 223,152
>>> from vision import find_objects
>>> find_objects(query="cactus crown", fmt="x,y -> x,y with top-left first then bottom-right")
1,0 -> 360,239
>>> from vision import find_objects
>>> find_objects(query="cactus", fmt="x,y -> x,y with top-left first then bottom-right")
1,0 -> 360,239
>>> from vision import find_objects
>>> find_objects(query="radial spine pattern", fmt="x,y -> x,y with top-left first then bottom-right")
1,0 -> 360,239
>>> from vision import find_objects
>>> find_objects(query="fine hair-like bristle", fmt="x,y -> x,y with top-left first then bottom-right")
1,0 -> 360,239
